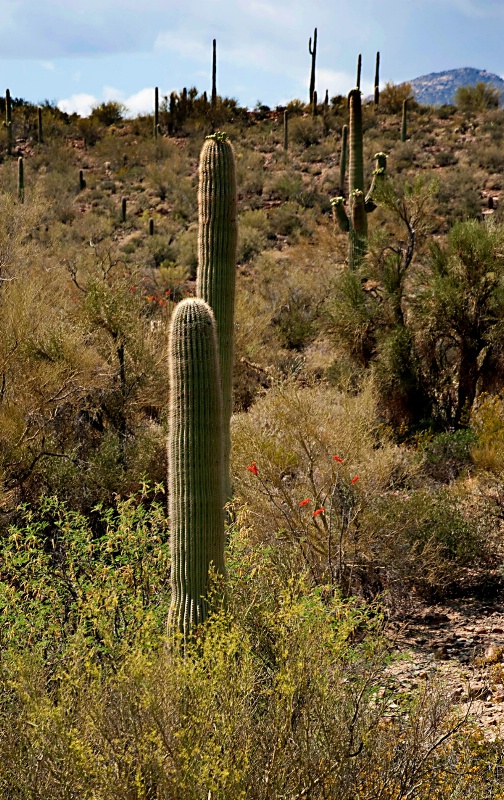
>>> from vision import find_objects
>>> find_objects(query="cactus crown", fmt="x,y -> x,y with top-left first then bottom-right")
330,196 -> 345,207
206,131 -> 228,142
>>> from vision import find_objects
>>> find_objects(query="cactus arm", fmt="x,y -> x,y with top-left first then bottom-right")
339,124 -> 348,196
167,298 -> 225,647
365,152 -> 387,211
356,54 -> 362,91
330,196 -> 349,232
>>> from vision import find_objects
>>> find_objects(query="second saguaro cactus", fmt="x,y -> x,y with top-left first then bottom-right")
167,297 -> 225,646
5,89 -> 12,156
308,28 -> 317,106
196,132 -> 237,500
331,89 -> 387,269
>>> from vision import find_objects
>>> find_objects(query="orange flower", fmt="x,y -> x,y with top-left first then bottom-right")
333,454 -> 344,463
312,507 -> 325,517
246,461 -> 259,475
350,475 -> 360,485
298,498 -> 311,507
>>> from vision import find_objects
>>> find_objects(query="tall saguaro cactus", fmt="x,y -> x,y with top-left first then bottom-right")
167,297 -> 225,646
308,28 -> 317,106
5,89 -> 12,156
196,132 -> 237,500
374,52 -> 380,105
17,156 -> 24,203
154,86 -> 159,138
331,89 -> 387,269
211,39 -> 217,106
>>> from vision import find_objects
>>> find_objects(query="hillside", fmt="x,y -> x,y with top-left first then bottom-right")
409,66 -> 504,106
2,91 -> 504,796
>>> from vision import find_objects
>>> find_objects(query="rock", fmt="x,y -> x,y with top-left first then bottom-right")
484,644 -> 503,664
431,644 -> 449,661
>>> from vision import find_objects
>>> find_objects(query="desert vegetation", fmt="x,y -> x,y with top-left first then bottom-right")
1,79 -> 504,797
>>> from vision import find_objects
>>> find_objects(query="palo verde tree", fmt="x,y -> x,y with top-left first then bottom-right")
416,218 -> 504,428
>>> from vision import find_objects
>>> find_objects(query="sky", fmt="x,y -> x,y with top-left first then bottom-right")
0,0 -> 503,117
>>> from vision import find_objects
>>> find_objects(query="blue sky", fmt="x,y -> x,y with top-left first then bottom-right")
0,0 -> 503,116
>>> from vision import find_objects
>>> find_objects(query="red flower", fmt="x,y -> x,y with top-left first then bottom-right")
350,475 -> 360,485
129,285 -> 136,293
333,454 -> 344,463
298,498 -> 311,507
312,507 -> 325,517
246,461 -> 259,475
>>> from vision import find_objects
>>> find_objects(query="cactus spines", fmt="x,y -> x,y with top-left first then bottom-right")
37,106 -> 43,144
154,86 -> 159,138
196,132 -> 237,501
17,156 -> 24,203
356,54 -> 362,91
401,97 -> 408,142
308,27 -> 317,106
211,38 -> 217,106
5,89 -> 12,156
167,297 -> 225,646
374,51 -> 380,106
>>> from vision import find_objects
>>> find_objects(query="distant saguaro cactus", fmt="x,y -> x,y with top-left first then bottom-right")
356,54 -> 362,91
167,297 -> 225,648
211,39 -> 217,106
401,97 -> 408,142
121,196 -> 127,223
37,106 -> 43,144
283,109 -> 288,150
374,52 -> 380,105
17,156 -> 24,203
331,90 -> 387,269
5,89 -> 12,156
196,132 -> 237,500
79,169 -> 86,191
154,86 -> 159,138
308,27 -> 317,106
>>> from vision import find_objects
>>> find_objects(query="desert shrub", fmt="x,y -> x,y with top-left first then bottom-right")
434,150 -> 458,167
470,390 -> 504,472
232,379 -> 493,599
288,115 -> 324,146
419,428 -> 477,481
455,82 -> 500,114
89,101 -> 126,127
237,209 -> 269,262
379,81 -> 414,114
0,519 -> 486,799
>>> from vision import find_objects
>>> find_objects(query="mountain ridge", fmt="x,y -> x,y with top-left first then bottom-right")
407,67 -> 504,106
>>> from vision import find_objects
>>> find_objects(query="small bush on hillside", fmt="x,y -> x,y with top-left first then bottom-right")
455,82 -> 500,114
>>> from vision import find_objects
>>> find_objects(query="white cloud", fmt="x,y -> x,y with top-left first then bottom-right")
316,69 -> 374,99
40,61 -> 55,71
123,87 -> 157,116
58,92 -> 97,116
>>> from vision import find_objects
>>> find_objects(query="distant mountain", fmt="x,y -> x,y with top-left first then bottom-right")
408,67 -> 504,106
